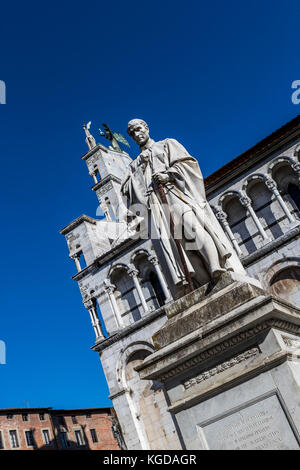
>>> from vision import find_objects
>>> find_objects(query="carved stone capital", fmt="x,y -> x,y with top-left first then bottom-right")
148,255 -> 159,266
264,177 -> 278,192
239,195 -> 251,208
103,279 -> 116,294
83,299 -> 94,310
215,209 -> 228,223
128,268 -> 139,278
292,162 -> 300,175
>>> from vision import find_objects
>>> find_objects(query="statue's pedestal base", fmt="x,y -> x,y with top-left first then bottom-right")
137,273 -> 300,450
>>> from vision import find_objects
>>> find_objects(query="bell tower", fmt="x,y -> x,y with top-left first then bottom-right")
82,121 -> 132,221
82,143 -> 131,221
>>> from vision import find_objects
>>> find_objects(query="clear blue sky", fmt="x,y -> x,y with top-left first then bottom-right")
0,0 -> 299,409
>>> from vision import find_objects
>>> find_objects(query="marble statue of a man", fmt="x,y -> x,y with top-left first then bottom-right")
120,118 -> 246,287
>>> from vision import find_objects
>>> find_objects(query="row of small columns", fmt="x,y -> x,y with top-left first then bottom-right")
148,255 -> 173,303
215,176 -> 296,257
103,280 -> 123,329
83,299 -> 105,340
90,169 -> 114,221
91,172 -> 98,184
103,255 -> 172,331
72,253 -> 82,272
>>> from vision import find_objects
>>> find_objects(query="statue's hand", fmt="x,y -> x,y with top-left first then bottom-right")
153,172 -> 170,185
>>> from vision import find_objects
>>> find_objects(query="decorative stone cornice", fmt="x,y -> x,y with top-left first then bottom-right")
108,389 -> 127,400
154,281 -> 263,350
81,143 -> 108,161
242,224 -> 300,266
60,214 -> 97,235
94,238 -> 143,269
143,318 -> 300,383
92,174 -> 122,192
183,347 -> 260,389
71,238 -> 143,282
168,349 -> 288,414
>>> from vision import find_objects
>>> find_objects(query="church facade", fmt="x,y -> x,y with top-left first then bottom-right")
60,116 -> 300,450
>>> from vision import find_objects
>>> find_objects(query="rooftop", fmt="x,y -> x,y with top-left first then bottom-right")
204,114 -> 300,188
0,406 -> 112,414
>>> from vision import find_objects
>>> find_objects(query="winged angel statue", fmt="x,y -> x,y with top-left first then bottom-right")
99,123 -> 130,153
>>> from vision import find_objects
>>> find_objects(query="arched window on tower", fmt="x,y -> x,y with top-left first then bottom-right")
133,253 -> 167,311
90,293 -> 108,338
92,166 -> 100,184
222,194 -> 257,256
110,267 -> 141,325
272,162 -> 300,220
247,179 -> 283,240
269,266 -> 300,306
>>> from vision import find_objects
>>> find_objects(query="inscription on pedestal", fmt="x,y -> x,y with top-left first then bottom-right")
200,394 -> 299,450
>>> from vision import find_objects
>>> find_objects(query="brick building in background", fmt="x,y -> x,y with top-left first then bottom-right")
0,407 -> 120,450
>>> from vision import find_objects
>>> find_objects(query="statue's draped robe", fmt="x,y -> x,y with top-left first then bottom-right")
121,138 -> 245,285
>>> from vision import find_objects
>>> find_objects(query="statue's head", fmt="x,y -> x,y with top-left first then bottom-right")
127,119 -> 149,147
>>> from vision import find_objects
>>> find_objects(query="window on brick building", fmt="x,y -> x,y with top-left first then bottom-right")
22,413 -> 28,422
58,416 -> 65,425
9,430 -> 19,448
25,430 -> 35,447
39,413 -> 45,421
90,429 -> 98,443
0,431 -> 3,449
74,430 -> 85,446
59,431 -> 69,448
42,430 -> 50,446
6,414 -> 13,420
71,415 -> 77,424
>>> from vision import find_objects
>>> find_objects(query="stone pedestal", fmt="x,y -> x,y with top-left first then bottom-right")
137,273 -> 300,450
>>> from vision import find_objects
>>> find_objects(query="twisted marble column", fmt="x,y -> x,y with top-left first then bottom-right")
128,267 -> 150,313
264,177 -> 295,224
148,255 -> 173,303
84,299 -> 105,340
239,194 -> 270,241
72,253 -> 82,272
104,280 -> 123,328
215,209 -> 243,257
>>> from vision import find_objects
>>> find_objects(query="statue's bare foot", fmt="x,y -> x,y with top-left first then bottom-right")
212,268 -> 227,280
